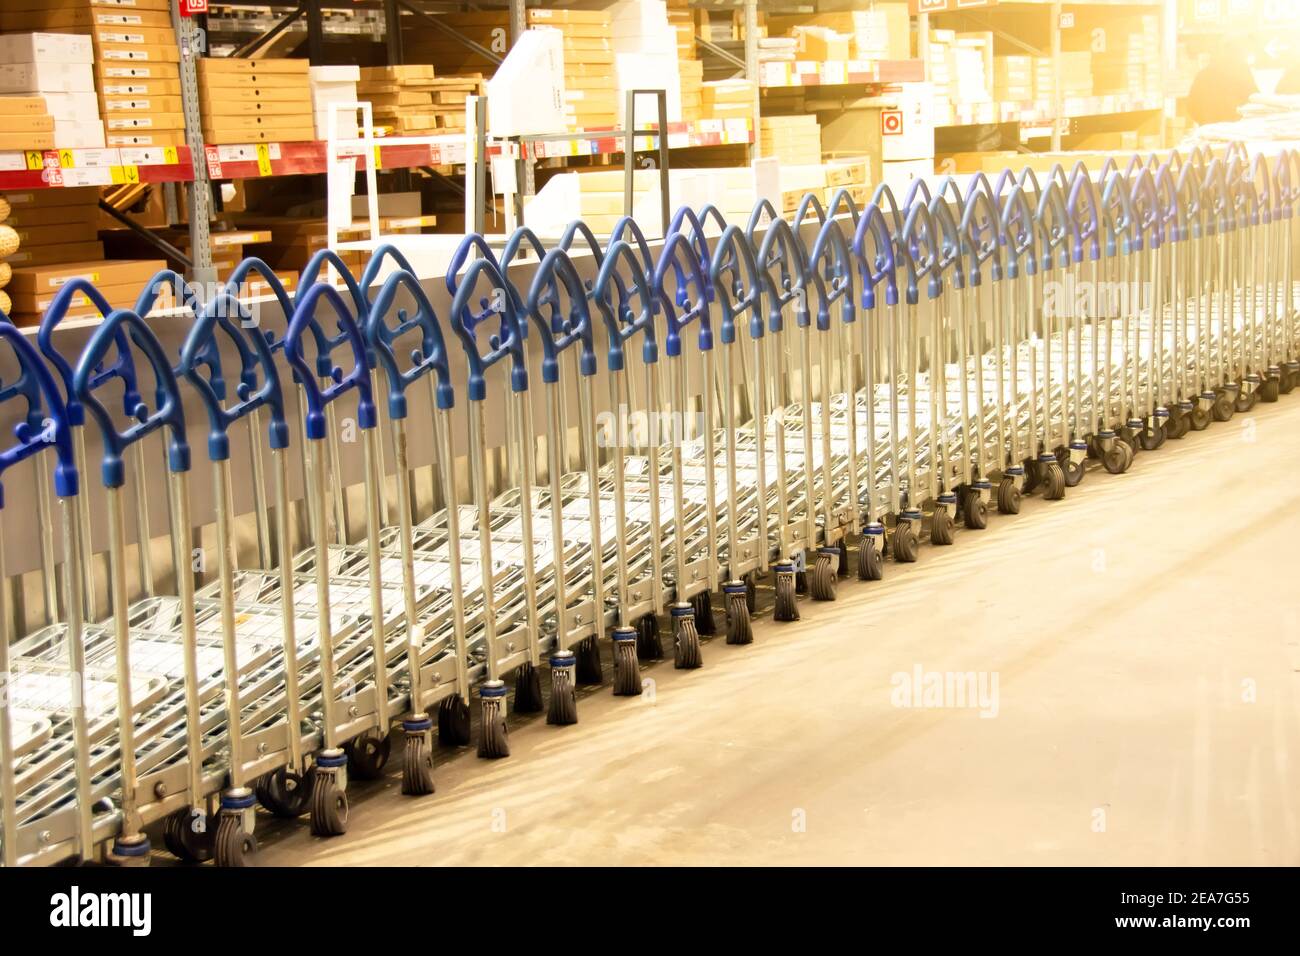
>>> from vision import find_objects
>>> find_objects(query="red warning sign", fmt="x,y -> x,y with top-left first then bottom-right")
881,110 -> 904,136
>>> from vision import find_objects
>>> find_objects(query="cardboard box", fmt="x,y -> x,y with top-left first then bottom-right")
3,242 -> 106,269
88,24 -> 175,46
98,62 -> 180,81
0,131 -> 53,149
100,94 -> 182,113
106,130 -> 184,147
0,61 -> 95,93
104,111 -> 183,131
201,122 -> 317,143
2,201 -> 98,228
54,120 -> 106,149
0,32 -> 94,64
2,114 -> 55,135
796,26 -> 852,62
7,257 -> 165,295
96,43 -> 180,63
3,186 -> 97,208
100,75 -> 180,96
0,95 -> 48,115
200,58 -> 311,76
38,90 -> 98,118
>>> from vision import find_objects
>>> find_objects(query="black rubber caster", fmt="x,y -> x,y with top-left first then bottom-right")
164,808 -> 213,863
575,635 -> 603,686
513,661 -> 544,714
1138,421 -> 1167,451
857,528 -> 884,580
256,766 -> 316,818
809,548 -> 837,600
1261,376 -> 1281,403
1189,403 -> 1212,431
930,507 -> 955,545
1042,461 -> 1066,500
547,651 -> 578,726
671,603 -> 703,667
692,590 -> 717,635
401,719 -> 435,796
612,627 -> 643,696
892,520 -> 919,563
213,810 -> 259,868
772,563 -> 800,621
635,613 -> 663,661
345,731 -> 391,781
309,758 -> 348,836
476,682 -> 510,759
436,694 -> 472,746
963,488 -> 988,530
1235,389 -> 1258,413
1213,391 -> 1236,421
1102,440 -> 1133,475
997,476 -> 1021,515
724,582 -> 752,645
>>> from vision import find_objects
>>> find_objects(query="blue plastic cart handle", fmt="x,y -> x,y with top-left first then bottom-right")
669,205 -> 726,303
609,216 -> 656,274
0,318 -> 78,503
928,195 -> 966,292
709,225 -> 765,346
959,187 -> 1004,287
793,193 -> 827,232
358,242 -> 418,300
284,282 -> 377,440
900,200 -> 940,303
447,257 -> 528,402
1035,181 -> 1072,269
594,240 -> 660,372
654,231 -> 713,356
38,280 -> 141,427
754,218 -> 811,333
1066,166 -> 1102,264
744,198 -> 783,245
73,308 -> 190,487
526,248 -> 597,384
964,172 -> 996,211
1176,161 -> 1205,240
179,291 -> 290,460
365,267 -> 454,417
1153,163 -> 1185,243
1100,170 -> 1136,257
445,233 -> 501,298
852,202 -> 900,310
1000,184 -> 1039,279
1017,165 -> 1042,198
903,176 -> 933,211
806,218 -> 857,330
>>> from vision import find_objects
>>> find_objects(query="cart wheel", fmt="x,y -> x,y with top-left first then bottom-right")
436,695 -> 472,747
1164,411 -> 1188,440
345,731 -> 391,781
963,493 -> 988,530
692,591 -> 717,635
476,682 -> 511,759
1043,463 -> 1066,500
745,573 -> 757,613
575,635 -> 603,686
401,722 -> 436,797
513,662 -> 545,714
547,651 -> 578,726
164,808 -> 208,863
672,604 -> 703,668
1138,422 -> 1166,452
1280,371 -> 1297,395
892,523 -> 918,563
1102,441 -> 1131,475
810,549 -> 837,600
612,628 -> 642,696
724,583 -> 753,645
1189,405 -> 1211,431
772,564 -> 800,621
257,766 -> 315,818
1213,392 -> 1236,421
837,544 -> 850,577
1085,435 -> 1101,459
857,535 -> 884,580
930,508 -> 954,546
1261,377 -> 1281,403
214,812 -> 259,868
309,771 -> 348,837
795,570 -> 809,595
996,477 -> 1021,515
1020,459 -> 1041,494
635,613 -> 663,661
106,835 -> 152,867
1235,389 -> 1258,413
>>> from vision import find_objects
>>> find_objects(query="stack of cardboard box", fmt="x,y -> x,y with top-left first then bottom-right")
667,0 -> 695,60
1,187 -> 101,269
766,4 -> 910,61
605,0 -> 682,126
199,58 -> 313,144
357,66 -> 482,136
0,92 -> 54,150
679,57 -> 703,123
1034,51 -> 1093,103
760,114 -> 821,165
6,255 -> 166,325
993,55 -> 1034,104
310,64 -> 360,139
0,0 -> 188,148
0,31 -> 102,148
103,225 -> 274,283
702,79 -> 755,123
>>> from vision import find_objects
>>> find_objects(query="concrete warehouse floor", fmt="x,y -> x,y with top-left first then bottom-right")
255,397 -> 1300,867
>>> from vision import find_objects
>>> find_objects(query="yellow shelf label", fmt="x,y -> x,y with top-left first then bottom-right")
25,150 -> 44,170
110,164 -> 140,185
162,146 -> 179,165
255,143 -> 272,177
59,149 -> 76,169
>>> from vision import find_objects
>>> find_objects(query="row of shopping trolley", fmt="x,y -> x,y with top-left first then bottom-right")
0,141 -> 1297,866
